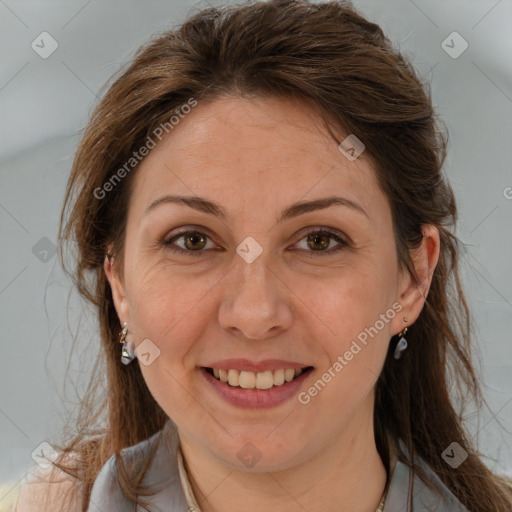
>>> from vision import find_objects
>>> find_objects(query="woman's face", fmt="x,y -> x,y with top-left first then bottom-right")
107,94 -> 422,471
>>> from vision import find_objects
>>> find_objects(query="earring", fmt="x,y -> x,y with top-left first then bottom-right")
119,322 -> 136,365
393,326 -> 408,360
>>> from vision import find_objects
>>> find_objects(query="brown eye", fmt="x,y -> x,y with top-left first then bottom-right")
163,230 -> 215,255
182,231 -> 207,250
162,228 -> 348,257
306,232 -> 331,251
294,229 -> 349,256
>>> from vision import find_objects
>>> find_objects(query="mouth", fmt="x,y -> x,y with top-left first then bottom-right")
202,366 -> 314,390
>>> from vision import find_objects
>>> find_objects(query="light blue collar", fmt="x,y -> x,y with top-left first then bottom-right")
86,421 -> 469,512
383,438 -> 469,512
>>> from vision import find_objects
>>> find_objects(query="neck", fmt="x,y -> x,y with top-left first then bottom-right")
177,405 -> 388,512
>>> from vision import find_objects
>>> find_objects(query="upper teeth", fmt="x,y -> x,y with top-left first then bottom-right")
211,368 -> 304,389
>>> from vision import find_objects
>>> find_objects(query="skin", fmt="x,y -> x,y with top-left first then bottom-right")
105,94 -> 440,512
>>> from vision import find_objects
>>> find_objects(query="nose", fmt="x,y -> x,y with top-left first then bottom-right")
217,254 -> 293,341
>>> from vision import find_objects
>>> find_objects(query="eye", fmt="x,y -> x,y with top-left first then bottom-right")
293,229 -> 349,256
162,228 -> 349,257
162,230 -> 218,256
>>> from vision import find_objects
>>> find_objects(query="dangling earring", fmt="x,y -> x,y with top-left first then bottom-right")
394,325 -> 408,360
119,322 -> 136,365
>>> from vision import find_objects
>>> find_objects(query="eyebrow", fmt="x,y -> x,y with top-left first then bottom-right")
145,194 -> 369,222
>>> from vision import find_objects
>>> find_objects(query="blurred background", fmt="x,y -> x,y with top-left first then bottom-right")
1,0 -> 511,502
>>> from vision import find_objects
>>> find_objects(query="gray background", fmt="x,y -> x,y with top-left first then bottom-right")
1,0 -> 511,498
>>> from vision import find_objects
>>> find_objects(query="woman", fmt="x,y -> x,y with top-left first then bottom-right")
15,0 -> 512,511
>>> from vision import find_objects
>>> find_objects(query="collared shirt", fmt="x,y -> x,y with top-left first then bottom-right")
84,419 -> 469,512
176,443 -> 387,511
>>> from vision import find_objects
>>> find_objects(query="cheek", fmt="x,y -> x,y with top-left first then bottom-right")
126,267 -> 218,421
302,263 -> 396,337
127,264 -> 219,359
298,293 -> 394,422
302,262 -> 397,384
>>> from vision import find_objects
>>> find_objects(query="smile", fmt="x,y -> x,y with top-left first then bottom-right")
200,365 -> 314,409
204,367 -> 313,390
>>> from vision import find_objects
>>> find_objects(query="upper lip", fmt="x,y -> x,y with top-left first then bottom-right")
202,359 -> 312,373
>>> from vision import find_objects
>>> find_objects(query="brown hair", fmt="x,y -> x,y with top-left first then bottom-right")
52,0 -> 512,510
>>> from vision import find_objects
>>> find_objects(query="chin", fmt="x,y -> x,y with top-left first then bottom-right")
210,434 -> 307,473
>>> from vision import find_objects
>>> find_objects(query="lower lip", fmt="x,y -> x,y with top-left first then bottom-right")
200,367 -> 314,409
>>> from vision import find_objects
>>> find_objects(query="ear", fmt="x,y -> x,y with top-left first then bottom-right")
104,254 -> 130,325
392,225 -> 440,335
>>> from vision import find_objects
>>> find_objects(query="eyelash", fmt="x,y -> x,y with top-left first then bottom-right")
162,228 -> 349,257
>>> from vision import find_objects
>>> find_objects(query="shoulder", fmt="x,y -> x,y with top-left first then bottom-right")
0,480 -> 21,512
414,458 -> 469,511
86,422 -> 184,512
386,440 -> 469,512
15,454 -> 83,512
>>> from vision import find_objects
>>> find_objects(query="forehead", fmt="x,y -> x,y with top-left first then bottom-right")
129,94 -> 385,220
